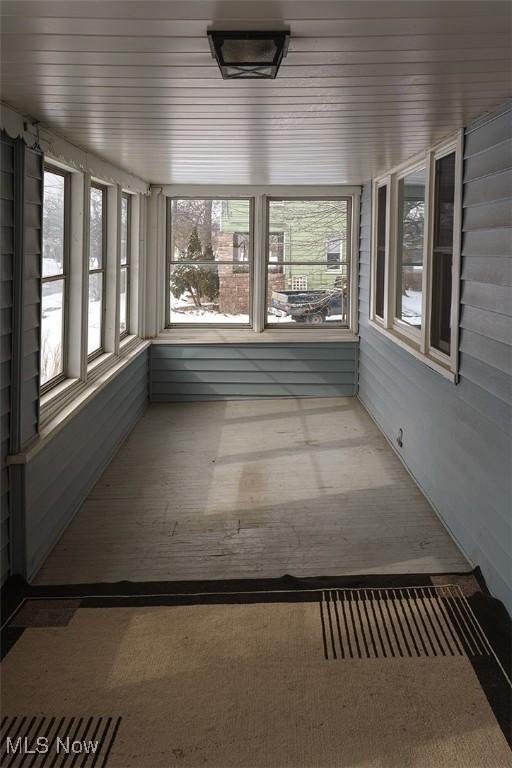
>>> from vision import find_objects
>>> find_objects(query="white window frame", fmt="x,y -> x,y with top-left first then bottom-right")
370,176 -> 391,327
119,191 -> 131,340
40,163 -> 70,394
87,180 -> 108,361
39,161 -> 145,426
369,130 -> 463,381
265,196 -> 352,329
166,196 -> 254,329
160,185 -> 360,335
391,160 -> 429,345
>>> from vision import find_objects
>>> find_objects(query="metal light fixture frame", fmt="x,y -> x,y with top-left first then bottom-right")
207,30 -> 290,80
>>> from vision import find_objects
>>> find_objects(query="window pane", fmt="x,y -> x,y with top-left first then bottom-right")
88,272 -> 103,354
326,236 -> 341,270
171,199 -> 251,263
268,199 -> 349,266
396,169 -> 425,328
233,231 -> 249,273
120,266 -> 128,334
43,170 -> 65,277
170,263 -> 250,324
267,267 -> 349,325
41,279 -> 64,385
431,153 -> 456,355
266,200 -> 350,327
121,195 -> 129,265
90,186 -> 104,269
268,231 -> 285,272
433,153 -> 455,249
169,199 -> 252,325
375,185 -> 387,319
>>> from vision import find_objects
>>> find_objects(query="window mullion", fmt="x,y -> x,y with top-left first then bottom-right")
253,193 -> 265,332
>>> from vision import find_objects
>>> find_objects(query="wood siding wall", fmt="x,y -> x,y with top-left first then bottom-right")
357,104 -> 512,614
150,343 -> 358,401
0,134 -> 14,584
23,349 -> 149,580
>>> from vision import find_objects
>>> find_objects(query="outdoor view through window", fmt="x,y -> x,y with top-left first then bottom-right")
396,169 -> 426,328
41,168 -> 66,387
168,198 -> 351,326
168,199 -> 251,324
267,199 -> 350,325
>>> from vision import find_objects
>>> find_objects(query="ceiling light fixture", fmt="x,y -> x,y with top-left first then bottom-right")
207,30 -> 290,80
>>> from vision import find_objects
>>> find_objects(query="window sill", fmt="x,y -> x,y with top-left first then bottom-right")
87,350 -> 119,382
155,328 -> 358,344
368,319 -> 457,382
28,340 -> 150,458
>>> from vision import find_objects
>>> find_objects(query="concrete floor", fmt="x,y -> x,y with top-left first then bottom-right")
35,398 -> 468,584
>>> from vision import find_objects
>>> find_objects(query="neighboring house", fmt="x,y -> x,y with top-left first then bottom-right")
216,200 -> 348,314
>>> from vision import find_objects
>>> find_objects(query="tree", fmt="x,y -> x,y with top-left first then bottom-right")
170,226 -> 219,308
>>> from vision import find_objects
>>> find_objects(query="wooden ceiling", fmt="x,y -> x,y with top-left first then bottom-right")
1,1 -> 510,184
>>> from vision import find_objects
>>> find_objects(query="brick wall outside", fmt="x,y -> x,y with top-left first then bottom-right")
215,232 -> 285,315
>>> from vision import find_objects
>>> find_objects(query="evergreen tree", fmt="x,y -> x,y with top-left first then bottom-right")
170,226 -> 219,308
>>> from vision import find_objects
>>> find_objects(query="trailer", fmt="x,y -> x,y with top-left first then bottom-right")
271,285 -> 346,324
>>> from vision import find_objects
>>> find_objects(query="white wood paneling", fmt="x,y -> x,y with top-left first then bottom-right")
1,0 -> 510,184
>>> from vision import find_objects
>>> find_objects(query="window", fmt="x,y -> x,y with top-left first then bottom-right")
431,152 -> 456,355
326,236 -> 342,270
233,231 -> 249,273
396,167 -> 426,329
120,193 -> 131,338
374,184 -> 387,320
266,199 -> 351,326
41,166 -> 68,390
88,182 -> 106,358
268,232 -> 284,273
370,132 -> 462,377
167,198 -> 252,325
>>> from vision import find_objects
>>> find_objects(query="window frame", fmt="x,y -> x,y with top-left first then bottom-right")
370,178 -> 390,325
119,191 -> 131,340
391,159 -> 429,344
369,130 -> 463,379
232,230 -> 250,273
87,180 -> 108,361
325,233 -> 343,272
166,196 -> 254,329
40,163 -> 71,394
265,195 -> 353,329
161,185 -> 360,336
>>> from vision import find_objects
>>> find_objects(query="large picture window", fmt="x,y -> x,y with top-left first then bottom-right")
41,166 -> 68,390
266,198 -> 351,326
88,182 -> 106,358
167,198 -> 252,325
370,133 -> 462,377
